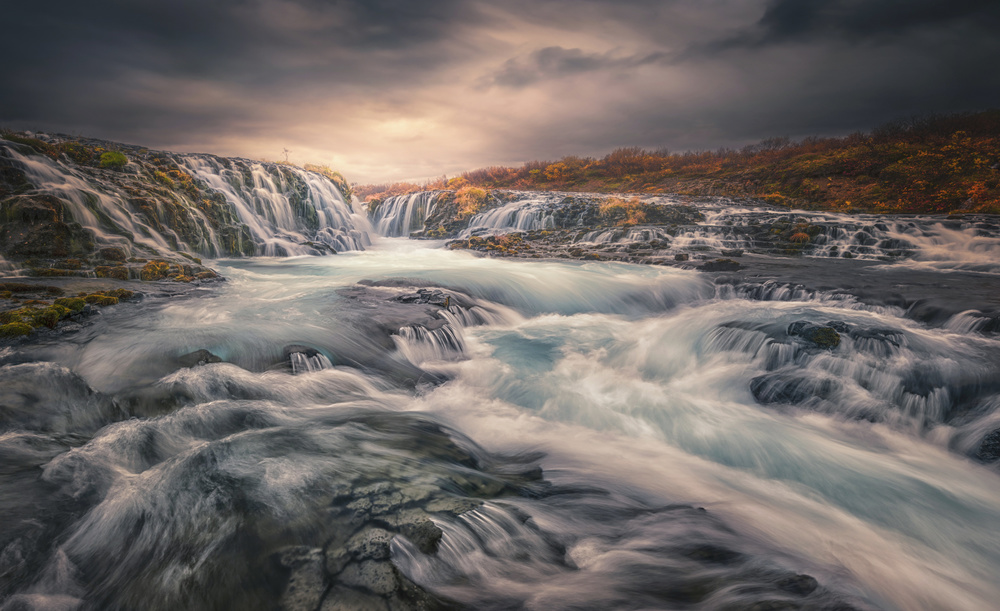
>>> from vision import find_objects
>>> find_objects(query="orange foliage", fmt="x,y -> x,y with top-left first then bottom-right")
355,110 -> 1000,214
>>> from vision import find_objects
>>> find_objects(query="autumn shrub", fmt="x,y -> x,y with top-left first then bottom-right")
455,186 -> 488,217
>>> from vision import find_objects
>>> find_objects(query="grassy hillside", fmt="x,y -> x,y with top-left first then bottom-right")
358,111 -> 1000,214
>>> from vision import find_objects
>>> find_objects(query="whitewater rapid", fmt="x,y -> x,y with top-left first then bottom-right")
2,237 -> 999,610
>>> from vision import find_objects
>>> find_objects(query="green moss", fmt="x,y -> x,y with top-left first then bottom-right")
108,288 -> 134,300
99,151 -> 128,169
808,327 -> 842,349
83,294 -> 119,306
0,322 -> 33,337
54,297 -> 86,312
154,170 -> 175,187
31,307 -> 61,329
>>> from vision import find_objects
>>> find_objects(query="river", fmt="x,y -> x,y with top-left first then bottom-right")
2,230 -> 1000,609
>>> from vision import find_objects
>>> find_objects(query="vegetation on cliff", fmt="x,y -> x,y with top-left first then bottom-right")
358,110 -> 1000,214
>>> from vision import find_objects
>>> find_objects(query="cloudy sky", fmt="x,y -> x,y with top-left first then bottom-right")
3,0 -> 998,183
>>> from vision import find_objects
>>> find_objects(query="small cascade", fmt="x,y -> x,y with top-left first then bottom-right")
370,191 -> 441,237
686,202 -> 1000,270
289,351 -> 333,375
463,197 -> 556,235
692,313 -> 1000,434
391,296 -> 514,365
576,226 -> 673,245
393,323 -> 467,363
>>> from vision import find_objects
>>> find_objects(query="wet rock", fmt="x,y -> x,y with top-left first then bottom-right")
396,517 -> 442,554
721,249 -> 744,257
977,429 -> 1000,462
776,574 -> 819,596
394,288 -> 450,307
674,253 -> 690,261
98,246 -> 127,261
321,586 -> 390,611
0,194 -> 95,258
700,258 -> 742,272
277,546 -> 328,611
347,528 -> 394,561
339,560 -> 399,596
750,373 -> 838,406
787,321 -> 841,349
176,349 -> 222,368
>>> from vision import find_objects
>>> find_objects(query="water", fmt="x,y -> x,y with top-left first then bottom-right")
2,236 -> 999,610
0,140 -> 370,259
370,191 -> 442,237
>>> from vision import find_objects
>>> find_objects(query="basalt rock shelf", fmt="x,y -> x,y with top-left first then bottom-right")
3,174 -> 1000,609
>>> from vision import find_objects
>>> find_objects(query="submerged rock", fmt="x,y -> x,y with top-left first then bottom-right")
176,349 -> 223,368
978,429 -> 1000,462
700,258 -> 742,272
788,321 -> 842,348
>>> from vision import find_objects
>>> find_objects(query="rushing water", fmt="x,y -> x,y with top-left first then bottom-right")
2,235 -> 999,611
0,140 -> 370,259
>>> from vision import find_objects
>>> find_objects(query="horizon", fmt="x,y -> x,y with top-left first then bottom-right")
3,1 -> 998,184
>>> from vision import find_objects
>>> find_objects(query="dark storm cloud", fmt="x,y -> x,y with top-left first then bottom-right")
484,47 -> 669,89
1,0 -> 998,182
696,0 -> 1000,53
0,0 -> 482,134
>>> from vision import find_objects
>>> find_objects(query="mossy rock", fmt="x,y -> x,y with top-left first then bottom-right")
788,321 -> 841,349
30,268 -> 77,277
30,306 -> 63,329
195,270 -> 217,280
107,288 -> 134,300
141,260 -> 171,281
95,265 -> 130,280
84,294 -> 119,306
0,322 -> 33,337
54,297 -> 86,312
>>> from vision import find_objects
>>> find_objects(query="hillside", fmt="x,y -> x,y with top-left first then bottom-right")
358,111 -> 1000,214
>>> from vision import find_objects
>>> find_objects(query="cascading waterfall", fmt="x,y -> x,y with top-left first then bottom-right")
178,156 -> 371,254
0,138 -> 371,260
370,191 -> 441,237
1,143 -> 204,257
462,195 -> 558,235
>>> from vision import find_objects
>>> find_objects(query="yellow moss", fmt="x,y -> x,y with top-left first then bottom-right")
141,260 -> 171,281
0,322 -> 33,337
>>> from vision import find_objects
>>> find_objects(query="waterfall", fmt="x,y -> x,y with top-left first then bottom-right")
462,194 -> 558,236
370,191 -> 441,237
0,137 -> 371,260
178,156 -> 372,255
